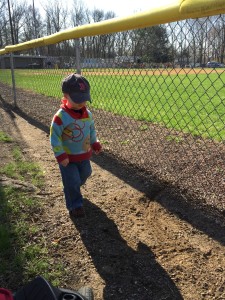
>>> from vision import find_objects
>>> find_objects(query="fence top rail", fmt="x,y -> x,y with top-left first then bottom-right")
0,0 -> 225,55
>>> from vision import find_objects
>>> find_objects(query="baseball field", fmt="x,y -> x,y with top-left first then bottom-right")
0,67 -> 224,141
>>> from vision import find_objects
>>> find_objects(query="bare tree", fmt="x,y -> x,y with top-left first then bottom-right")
0,0 -> 9,47
23,4 -> 43,40
0,0 -> 5,10
90,9 -> 104,57
212,15 -> 225,63
5,0 -> 27,45
71,0 -> 87,27
99,11 -> 117,59
43,0 -> 68,55
116,30 -> 131,57
43,0 -> 68,34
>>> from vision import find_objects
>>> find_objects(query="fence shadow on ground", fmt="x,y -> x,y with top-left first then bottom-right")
72,199 -> 184,300
1,97 -> 225,248
91,152 -> 225,247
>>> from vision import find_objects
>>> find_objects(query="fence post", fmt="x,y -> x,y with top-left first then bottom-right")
75,39 -> 81,74
10,53 -> 17,107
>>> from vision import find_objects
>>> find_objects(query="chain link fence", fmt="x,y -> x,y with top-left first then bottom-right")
0,16 -> 225,211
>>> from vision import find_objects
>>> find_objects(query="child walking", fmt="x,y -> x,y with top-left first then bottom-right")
50,73 -> 102,218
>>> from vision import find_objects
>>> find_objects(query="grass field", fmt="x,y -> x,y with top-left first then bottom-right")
0,68 -> 225,141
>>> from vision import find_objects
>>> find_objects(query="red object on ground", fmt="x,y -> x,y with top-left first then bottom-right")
0,288 -> 14,300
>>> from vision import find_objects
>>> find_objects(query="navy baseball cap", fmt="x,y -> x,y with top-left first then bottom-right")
62,73 -> 91,103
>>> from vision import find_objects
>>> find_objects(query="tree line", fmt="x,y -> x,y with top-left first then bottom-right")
0,0 -> 225,66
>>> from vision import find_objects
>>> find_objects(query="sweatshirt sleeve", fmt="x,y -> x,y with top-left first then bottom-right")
89,112 -> 97,145
50,112 -> 68,163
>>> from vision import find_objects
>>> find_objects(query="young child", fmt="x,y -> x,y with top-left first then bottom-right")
50,73 -> 102,218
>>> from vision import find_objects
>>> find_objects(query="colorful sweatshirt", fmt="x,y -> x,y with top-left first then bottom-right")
50,100 -> 97,163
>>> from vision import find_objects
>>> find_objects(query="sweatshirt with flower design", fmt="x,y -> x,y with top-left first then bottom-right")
50,99 -> 98,163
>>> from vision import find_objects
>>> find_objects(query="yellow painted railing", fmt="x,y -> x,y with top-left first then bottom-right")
0,0 -> 225,55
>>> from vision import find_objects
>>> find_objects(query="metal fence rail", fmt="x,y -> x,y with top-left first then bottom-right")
0,15 -> 224,211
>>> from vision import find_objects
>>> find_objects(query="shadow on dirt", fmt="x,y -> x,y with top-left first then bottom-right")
1,98 -> 225,247
72,198 -> 183,300
91,153 -> 225,247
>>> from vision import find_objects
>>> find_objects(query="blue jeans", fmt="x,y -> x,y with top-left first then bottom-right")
59,160 -> 92,211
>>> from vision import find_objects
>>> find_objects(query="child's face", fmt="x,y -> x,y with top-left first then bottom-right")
64,94 -> 87,109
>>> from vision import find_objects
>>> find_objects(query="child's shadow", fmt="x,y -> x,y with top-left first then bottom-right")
72,198 -> 183,300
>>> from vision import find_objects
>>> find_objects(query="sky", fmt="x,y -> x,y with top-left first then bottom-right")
35,0 -> 173,18
81,0 -> 169,17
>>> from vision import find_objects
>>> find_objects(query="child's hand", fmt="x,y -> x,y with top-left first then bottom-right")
60,158 -> 69,167
92,142 -> 102,155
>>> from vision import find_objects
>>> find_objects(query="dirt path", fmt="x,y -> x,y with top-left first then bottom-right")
1,103 -> 225,300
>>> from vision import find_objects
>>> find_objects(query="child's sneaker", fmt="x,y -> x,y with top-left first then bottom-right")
69,207 -> 85,218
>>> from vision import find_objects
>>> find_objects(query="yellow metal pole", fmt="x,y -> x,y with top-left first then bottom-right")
0,0 -> 225,55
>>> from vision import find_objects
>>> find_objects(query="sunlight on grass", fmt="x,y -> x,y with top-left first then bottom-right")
0,131 -> 13,142
1,68 -> 224,141
88,73 -> 225,141
0,146 -> 45,187
0,136 -> 64,285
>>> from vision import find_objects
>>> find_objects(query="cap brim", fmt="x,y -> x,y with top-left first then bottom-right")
69,92 -> 91,104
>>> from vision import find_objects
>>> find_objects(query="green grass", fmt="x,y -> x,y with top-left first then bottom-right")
0,187 -> 64,284
88,72 -> 225,141
0,132 -> 63,287
0,130 -> 13,142
0,146 -> 45,187
0,68 -> 225,141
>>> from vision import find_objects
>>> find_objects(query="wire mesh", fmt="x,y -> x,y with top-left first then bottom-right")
0,16 -> 224,210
